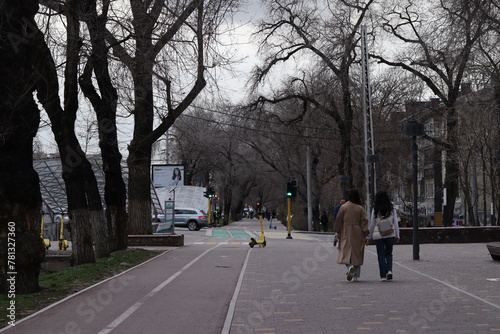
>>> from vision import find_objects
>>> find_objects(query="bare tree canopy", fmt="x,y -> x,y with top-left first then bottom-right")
372,0 -> 493,225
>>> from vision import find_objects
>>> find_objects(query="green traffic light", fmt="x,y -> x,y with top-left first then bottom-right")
286,192 -> 292,197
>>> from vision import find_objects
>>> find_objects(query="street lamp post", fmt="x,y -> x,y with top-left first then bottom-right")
404,122 -> 424,260
366,154 -> 380,218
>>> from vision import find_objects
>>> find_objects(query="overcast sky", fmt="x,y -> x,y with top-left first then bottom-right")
215,0 -> 266,103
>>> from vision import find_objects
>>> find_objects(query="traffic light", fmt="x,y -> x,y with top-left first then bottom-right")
286,180 -> 298,198
204,186 -> 216,198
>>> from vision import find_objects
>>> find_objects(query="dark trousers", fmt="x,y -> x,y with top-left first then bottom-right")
375,237 -> 395,278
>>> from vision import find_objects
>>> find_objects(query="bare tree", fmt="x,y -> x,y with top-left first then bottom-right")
250,0 -> 375,190
455,87 -> 498,226
37,0 -> 242,234
372,0 -> 491,225
0,0 -> 45,293
170,104 -> 259,223
38,0 -> 109,262
369,68 -> 426,202
477,0 -> 500,225
79,0 -> 128,250
239,93 -> 341,229
101,0 -> 240,234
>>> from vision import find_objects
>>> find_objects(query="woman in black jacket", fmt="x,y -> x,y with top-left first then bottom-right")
369,191 -> 400,281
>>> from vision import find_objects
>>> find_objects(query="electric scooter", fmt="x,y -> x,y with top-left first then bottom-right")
249,213 -> 266,248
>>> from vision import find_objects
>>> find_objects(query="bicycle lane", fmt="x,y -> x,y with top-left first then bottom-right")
100,242 -> 251,334
1,241 -> 250,334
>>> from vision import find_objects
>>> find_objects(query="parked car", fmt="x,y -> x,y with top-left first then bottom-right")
153,208 -> 208,231
174,208 -> 208,231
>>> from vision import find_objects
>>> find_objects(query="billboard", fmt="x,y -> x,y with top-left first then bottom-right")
152,164 -> 185,188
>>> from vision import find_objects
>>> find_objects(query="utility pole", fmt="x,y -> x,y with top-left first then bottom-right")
405,122 -> 424,260
361,25 -> 377,215
306,146 -> 312,231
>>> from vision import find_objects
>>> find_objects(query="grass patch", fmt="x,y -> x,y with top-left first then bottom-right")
0,248 -> 162,328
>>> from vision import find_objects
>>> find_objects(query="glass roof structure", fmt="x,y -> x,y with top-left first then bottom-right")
33,157 -> 163,218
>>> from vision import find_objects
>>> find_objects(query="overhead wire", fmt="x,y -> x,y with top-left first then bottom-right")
180,110 -> 340,141
179,104 -> 429,142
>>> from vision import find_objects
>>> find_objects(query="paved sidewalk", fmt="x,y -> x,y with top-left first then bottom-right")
228,241 -> 500,334
4,223 -> 499,334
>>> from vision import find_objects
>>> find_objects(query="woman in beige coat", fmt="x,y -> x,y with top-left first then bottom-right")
333,189 -> 369,281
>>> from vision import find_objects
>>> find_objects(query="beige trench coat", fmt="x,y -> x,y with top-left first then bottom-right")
333,201 -> 369,266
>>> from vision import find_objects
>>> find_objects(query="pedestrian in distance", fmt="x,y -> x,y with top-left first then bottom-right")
333,199 -> 346,223
320,211 -> 329,232
268,209 -> 277,229
368,190 -> 400,281
332,199 -> 345,246
333,189 -> 369,282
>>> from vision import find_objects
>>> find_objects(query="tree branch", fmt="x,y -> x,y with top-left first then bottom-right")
38,0 -> 66,14
142,1 -> 206,148
370,54 -> 448,103
150,0 -> 202,58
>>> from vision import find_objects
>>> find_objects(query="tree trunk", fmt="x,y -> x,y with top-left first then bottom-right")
67,0 -> 111,259
32,5 -> 99,264
127,156 -> 153,235
336,73 -> 354,189
231,199 -> 245,222
0,147 -> 45,295
443,104 -> 460,226
494,75 -> 500,226
60,146 -> 99,264
490,145 -> 498,226
223,184 -> 233,224
482,154 -> 487,226
126,38 -> 154,234
443,157 -> 460,226
463,167 -> 475,226
80,0 -> 128,250
0,0 -> 45,294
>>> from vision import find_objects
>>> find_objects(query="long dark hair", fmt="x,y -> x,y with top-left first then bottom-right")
373,191 -> 393,217
347,189 -> 363,206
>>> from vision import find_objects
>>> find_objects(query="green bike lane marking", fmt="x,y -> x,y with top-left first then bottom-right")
212,229 -> 252,239
212,230 -> 231,238
230,230 -> 251,239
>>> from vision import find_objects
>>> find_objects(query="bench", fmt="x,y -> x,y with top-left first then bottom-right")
486,242 -> 500,261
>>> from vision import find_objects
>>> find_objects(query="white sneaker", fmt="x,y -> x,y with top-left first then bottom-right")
387,271 -> 393,280
347,266 -> 356,281
352,277 -> 359,282
380,277 -> 387,281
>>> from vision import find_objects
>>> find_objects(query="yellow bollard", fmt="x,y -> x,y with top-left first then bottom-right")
286,197 -> 293,239
58,215 -> 69,251
40,214 -> 51,250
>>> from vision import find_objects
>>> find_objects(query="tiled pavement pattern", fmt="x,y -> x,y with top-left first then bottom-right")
229,240 -> 500,334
